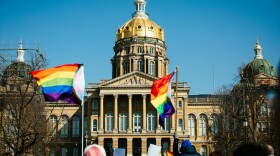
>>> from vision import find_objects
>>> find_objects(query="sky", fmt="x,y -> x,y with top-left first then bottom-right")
0,0 -> 280,95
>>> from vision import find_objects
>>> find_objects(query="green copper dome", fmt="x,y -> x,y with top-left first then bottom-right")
243,39 -> 276,79
3,61 -> 32,80
244,58 -> 276,78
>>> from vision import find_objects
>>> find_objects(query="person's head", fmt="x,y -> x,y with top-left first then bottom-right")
266,144 -> 274,155
233,143 -> 267,156
84,144 -> 106,156
209,151 -> 223,156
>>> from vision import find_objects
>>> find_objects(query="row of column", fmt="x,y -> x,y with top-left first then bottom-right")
98,94 -> 149,133
98,94 -> 187,133
98,137 -> 174,156
98,94 -> 186,133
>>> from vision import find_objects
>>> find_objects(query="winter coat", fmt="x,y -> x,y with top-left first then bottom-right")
180,145 -> 201,156
173,139 -> 201,156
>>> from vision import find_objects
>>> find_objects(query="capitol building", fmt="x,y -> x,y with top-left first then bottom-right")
85,0 -> 219,155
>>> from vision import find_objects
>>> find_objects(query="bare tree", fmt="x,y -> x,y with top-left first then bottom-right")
212,67 -> 279,155
0,44 -> 50,155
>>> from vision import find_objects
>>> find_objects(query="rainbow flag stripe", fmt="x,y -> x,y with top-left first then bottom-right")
30,63 -> 84,104
150,72 -> 175,128
166,150 -> 174,156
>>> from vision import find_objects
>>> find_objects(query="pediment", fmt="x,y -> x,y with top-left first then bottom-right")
99,71 -> 158,87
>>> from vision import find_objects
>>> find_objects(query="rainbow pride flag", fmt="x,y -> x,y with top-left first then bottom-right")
150,72 -> 175,128
30,63 -> 85,104
166,150 -> 174,156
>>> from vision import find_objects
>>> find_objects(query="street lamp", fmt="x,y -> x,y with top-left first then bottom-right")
243,119 -> 248,143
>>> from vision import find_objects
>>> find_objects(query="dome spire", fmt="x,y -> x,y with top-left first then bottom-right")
132,0 -> 148,18
17,39 -> 25,62
254,37 -> 263,59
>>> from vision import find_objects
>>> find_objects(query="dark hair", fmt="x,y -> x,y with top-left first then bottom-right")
209,151 -> 223,156
233,143 -> 267,156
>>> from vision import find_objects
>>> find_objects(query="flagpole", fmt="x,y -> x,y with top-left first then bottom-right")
175,66 -> 179,132
81,97 -> 84,156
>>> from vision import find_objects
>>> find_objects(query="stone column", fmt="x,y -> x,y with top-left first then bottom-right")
99,94 -> 104,133
144,57 -> 146,73
129,58 -> 132,72
113,94 -> 118,133
142,94 -> 147,133
128,94 -> 133,133
156,138 -> 161,147
141,138 -> 147,155
183,97 -> 188,135
120,57 -> 123,76
171,96 -> 176,133
196,118 -> 200,138
207,115 -> 211,140
98,137 -> 104,147
156,111 -> 161,133
113,138 -> 118,149
170,138 -> 174,152
127,138 -> 133,156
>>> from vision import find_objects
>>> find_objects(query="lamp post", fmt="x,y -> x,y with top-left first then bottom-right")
243,119 -> 248,143
85,131 -> 89,146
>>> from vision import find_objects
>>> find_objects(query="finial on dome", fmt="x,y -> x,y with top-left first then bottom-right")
17,39 -> 25,62
254,37 -> 263,59
132,0 -> 148,18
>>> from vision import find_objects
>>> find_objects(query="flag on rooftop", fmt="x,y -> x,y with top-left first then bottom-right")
150,72 -> 175,128
30,63 -> 85,104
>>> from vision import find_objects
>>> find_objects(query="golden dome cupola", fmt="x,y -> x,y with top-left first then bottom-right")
132,0 -> 148,18
111,0 -> 169,79
115,0 -> 165,41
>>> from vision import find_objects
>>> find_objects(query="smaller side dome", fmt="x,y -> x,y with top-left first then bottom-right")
3,61 -> 32,80
242,39 -> 276,80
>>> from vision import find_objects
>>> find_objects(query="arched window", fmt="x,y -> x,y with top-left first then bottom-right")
124,61 -> 130,74
72,116 -> 80,137
92,100 -> 98,115
188,114 -> 195,136
200,146 -> 207,156
178,100 -> 182,108
149,47 -> 154,54
149,62 -> 154,75
178,118 -> 183,131
105,113 -> 114,132
260,103 -> 268,116
137,47 -> 143,53
61,147 -> 67,156
133,112 -> 142,132
119,113 -> 128,132
161,117 -> 170,131
73,147 -> 78,156
137,60 -> 143,72
199,114 -> 207,136
84,116 -> 87,134
50,115 -> 57,136
147,112 -> 156,131
92,119 -> 98,132
211,114 -> 218,134
60,115 -> 68,137
125,47 -> 130,54
50,148 -> 55,156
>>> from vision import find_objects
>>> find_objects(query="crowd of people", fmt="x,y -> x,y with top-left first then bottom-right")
83,138 -> 275,156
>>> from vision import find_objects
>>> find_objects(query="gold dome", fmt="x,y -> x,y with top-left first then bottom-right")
116,17 -> 165,42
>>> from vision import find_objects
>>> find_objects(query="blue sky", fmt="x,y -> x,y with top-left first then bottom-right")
1,0 -> 279,95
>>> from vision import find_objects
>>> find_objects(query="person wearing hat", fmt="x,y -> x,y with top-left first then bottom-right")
173,132 -> 201,156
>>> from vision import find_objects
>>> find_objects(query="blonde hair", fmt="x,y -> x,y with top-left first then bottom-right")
84,144 -> 106,156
